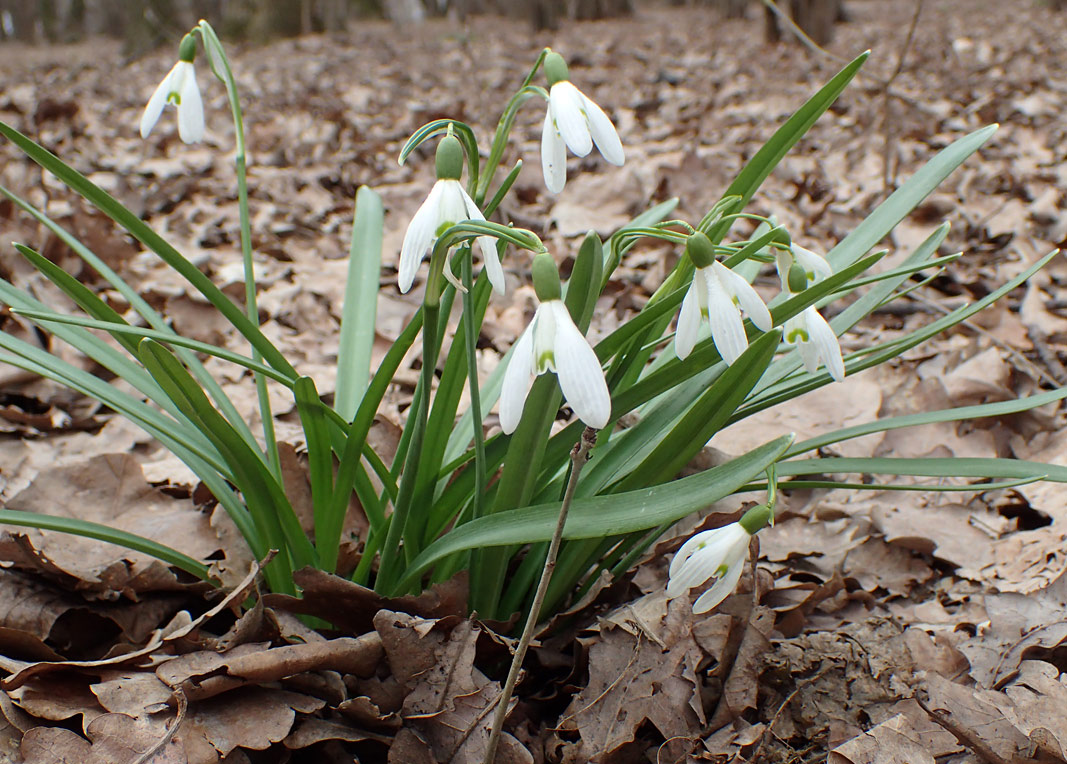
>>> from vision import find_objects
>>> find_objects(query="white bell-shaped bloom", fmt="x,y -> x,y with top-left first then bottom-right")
667,522 -> 751,614
499,300 -> 610,434
675,261 -> 773,364
781,244 -> 833,286
541,80 -> 624,194
140,60 -> 204,144
784,306 -> 845,382
398,179 -> 504,295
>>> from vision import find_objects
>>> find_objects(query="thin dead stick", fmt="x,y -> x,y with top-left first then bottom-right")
759,0 -> 938,117
881,0 -> 924,194
484,427 -> 597,764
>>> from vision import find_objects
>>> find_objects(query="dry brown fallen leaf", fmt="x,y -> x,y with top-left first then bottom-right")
374,610 -> 531,764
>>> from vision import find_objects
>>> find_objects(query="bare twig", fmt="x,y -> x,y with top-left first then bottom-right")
758,0 -> 938,117
484,427 -> 598,764
881,0 -> 924,195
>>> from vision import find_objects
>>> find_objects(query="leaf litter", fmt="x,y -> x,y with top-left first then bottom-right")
3,0 -> 1067,760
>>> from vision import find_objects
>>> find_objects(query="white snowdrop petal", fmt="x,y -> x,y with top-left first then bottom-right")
550,82 -> 593,157
667,530 -> 712,585
806,307 -> 845,381
176,63 -> 204,144
438,180 -> 469,226
478,237 -> 505,295
140,63 -> 178,139
705,270 -> 748,365
442,252 -> 466,293
692,552 -> 746,613
714,262 -> 772,332
398,182 -> 444,293
674,279 -> 703,360
499,320 -> 537,434
793,244 -> 833,281
667,525 -> 747,596
541,110 -> 568,194
459,186 -> 487,223
797,339 -> 821,374
550,302 -> 610,429
581,92 -> 624,166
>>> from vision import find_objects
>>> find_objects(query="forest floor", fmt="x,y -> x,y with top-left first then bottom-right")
1,0 -> 1067,761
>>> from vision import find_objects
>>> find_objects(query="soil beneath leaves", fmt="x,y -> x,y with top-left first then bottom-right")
2,0 -> 1067,761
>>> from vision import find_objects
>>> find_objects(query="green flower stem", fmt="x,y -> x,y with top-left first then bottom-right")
484,427 -> 597,764
376,300 -> 441,594
461,255 -> 488,523
476,87 -> 540,205
198,21 -> 280,478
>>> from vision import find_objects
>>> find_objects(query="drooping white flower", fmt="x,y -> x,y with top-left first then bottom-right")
784,305 -> 845,382
779,243 -> 833,288
398,179 -> 504,295
775,242 -> 845,381
398,133 -> 504,295
140,35 -> 204,144
540,51 -> 624,194
667,505 -> 771,614
499,254 -> 610,434
675,233 -> 772,364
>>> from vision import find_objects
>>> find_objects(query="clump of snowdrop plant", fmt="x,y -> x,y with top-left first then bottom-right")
0,26 -> 1065,632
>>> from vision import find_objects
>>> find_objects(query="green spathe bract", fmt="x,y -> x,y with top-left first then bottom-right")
0,34 -> 1060,630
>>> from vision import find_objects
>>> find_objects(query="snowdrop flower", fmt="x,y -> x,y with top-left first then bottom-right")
499,253 -> 610,434
667,505 -> 771,614
784,306 -> 845,381
776,242 -> 845,381
675,232 -> 773,364
540,51 -> 624,194
140,34 -> 205,144
399,133 -> 504,295
777,243 -> 832,293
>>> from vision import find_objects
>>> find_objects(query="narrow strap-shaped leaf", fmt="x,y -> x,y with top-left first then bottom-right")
705,51 -> 868,242
826,125 -> 996,273
400,435 -> 792,587
787,386 -> 1067,458
615,329 -> 781,491
0,509 -> 212,581
294,377 -> 339,570
0,345 -> 262,555
739,248 -> 1060,419
336,186 -> 383,420
15,310 -> 296,385
138,340 -> 316,589
777,456 -> 1066,482
13,244 -> 140,355
1,188 -> 260,449
0,121 -> 296,377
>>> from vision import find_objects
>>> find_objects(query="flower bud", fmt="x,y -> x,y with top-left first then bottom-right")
787,261 -> 808,293
738,504 -> 772,535
532,252 -> 562,302
685,232 -> 716,269
178,33 -> 197,64
435,133 -> 464,181
544,51 -> 570,86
